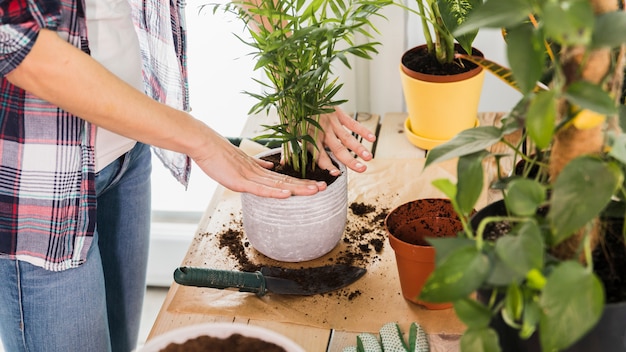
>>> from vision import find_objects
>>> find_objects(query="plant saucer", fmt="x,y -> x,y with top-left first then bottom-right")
404,117 -> 479,150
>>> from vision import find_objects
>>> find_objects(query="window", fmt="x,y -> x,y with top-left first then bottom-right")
151,0 -> 259,216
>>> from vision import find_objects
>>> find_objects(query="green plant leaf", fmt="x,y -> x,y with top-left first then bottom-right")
454,297 -> 492,329
428,237 -> 475,264
506,23 -> 545,95
608,133 -> 626,165
457,54 -> 520,92
591,11 -> 626,49
504,179 -> 545,217
454,0 -> 532,36
620,105 -> 626,131
520,295 -> 541,339
460,327 -> 501,352
541,0 -> 594,46
419,246 -> 490,303
431,178 -> 457,200
564,81 -> 618,116
538,261 -> 604,351
526,90 -> 556,149
495,221 -> 544,276
439,0 -> 482,55
485,251 -> 524,286
549,156 -> 621,245
457,151 -> 488,216
502,283 -> 524,324
425,126 -> 503,167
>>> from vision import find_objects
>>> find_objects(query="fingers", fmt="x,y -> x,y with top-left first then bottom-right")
334,107 -> 377,143
239,162 -> 329,197
193,138 -> 328,199
244,175 -> 326,198
315,141 -> 366,175
318,109 -> 373,173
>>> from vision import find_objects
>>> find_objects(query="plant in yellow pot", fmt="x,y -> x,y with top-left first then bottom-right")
399,0 -> 485,150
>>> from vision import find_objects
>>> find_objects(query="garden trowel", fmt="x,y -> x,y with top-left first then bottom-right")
173,264 -> 366,296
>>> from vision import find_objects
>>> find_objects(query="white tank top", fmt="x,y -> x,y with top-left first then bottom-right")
85,0 -> 143,171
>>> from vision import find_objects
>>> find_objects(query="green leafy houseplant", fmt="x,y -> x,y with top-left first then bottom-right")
397,0 -> 485,151
417,0 -> 626,350
215,0 -> 389,178
404,0 -> 482,65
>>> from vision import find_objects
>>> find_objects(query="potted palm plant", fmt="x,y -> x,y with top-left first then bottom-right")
215,0 -> 389,262
399,0 -> 485,150
418,0 -> 626,350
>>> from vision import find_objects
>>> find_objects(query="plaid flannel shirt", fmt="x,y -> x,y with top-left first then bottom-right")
0,0 -> 190,271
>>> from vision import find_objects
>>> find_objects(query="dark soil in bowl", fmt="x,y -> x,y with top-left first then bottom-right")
160,333 -> 286,352
393,218 -> 462,246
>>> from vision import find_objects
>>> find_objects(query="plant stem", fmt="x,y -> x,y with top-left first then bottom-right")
417,0 -> 434,53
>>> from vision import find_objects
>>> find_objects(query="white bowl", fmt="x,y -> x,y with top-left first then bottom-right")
139,322 -> 305,352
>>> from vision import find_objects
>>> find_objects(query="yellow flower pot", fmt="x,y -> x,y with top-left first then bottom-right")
400,45 -> 485,150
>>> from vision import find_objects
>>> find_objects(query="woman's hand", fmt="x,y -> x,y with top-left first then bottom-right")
190,132 -> 329,198
315,106 -> 376,176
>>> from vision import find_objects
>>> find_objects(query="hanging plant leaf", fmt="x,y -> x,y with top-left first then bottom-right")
504,178 -> 546,217
454,0 -> 532,36
502,283 -> 524,324
419,246 -> 490,302
506,23 -> 545,95
608,133 -> 626,165
457,151 -> 488,216
425,126 -> 502,167
454,297 -> 492,329
428,236 -> 475,263
460,328 -> 502,352
495,221 -> 544,276
457,54 -> 519,91
539,261 -> 604,351
591,11 -> 626,49
526,90 -> 556,149
549,156 -> 622,245
564,81 -> 618,116
541,0 -> 593,46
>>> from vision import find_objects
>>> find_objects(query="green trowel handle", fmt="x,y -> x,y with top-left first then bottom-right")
173,267 -> 267,296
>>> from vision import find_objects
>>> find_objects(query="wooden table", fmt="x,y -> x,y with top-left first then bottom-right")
147,112 -> 511,351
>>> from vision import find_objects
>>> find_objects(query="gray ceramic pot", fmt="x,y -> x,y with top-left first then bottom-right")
241,148 -> 348,262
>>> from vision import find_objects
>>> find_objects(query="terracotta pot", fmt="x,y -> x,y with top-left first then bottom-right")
399,44 -> 485,150
241,148 -> 347,262
385,198 -> 463,309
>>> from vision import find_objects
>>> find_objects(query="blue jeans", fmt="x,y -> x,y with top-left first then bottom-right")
0,142 -> 152,352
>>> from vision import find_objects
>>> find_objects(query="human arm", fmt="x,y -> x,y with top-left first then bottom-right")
5,29 -> 326,198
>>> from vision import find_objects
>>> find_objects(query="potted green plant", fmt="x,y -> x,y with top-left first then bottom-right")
418,0 -> 626,350
398,0 -> 485,150
214,0 -> 389,262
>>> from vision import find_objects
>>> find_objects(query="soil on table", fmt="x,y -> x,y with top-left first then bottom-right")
208,200 -> 389,301
402,45 -> 479,76
204,151 -> 389,300
160,333 -> 286,352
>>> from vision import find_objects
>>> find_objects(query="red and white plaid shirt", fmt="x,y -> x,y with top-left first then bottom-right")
0,0 -> 190,271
